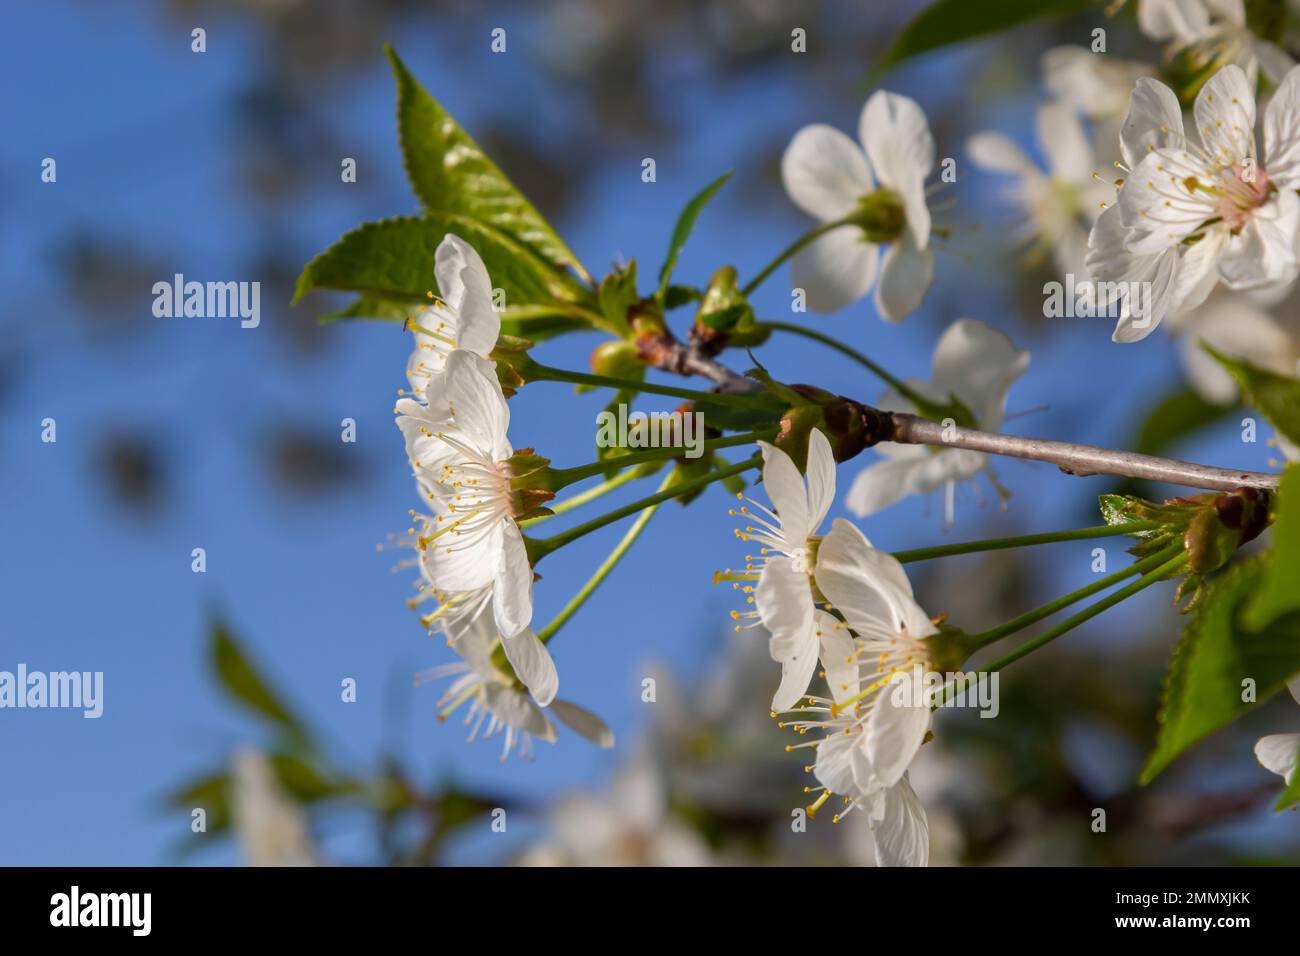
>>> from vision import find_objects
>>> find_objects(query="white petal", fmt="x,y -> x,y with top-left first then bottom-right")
421,518 -> 502,592
816,608 -> 859,705
483,683 -> 556,743
438,350 -> 513,461
1037,101 -> 1094,185
966,131 -> 1037,178
791,227 -> 880,314
1168,225 -> 1227,315
1120,76 -> 1186,169
866,670 -> 932,788
1254,38 -> 1296,88
1218,190 -> 1300,288
551,699 -> 615,747
500,627 -> 558,707
804,427 -> 836,533
1193,65 -> 1256,165
1138,0 -> 1211,45
756,559 -> 819,712
813,731 -> 860,795
781,124 -> 875,221
1254,732 -> 1300,784
844,447 -> 984,516
1118,150 -> 1219,255
757,440 -> 811,541
860,91 -> 934,247
1264,64 -> 1300,188
435,234 -> 501,357
814,518 -> 915,636
1289,674 -> 1300,706
492,520 -> 535,638
874,229 -> 933,323
1177,295 -> 1289,402
930,318 -> 1030,430
871,775 -> 930,867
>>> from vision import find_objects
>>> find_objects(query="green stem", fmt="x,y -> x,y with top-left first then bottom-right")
520,466 -> 651,528
761,320 -> 923,404
741,216 -> 855,296
964,543 -> 1184,651
891,522 -> 1163,564
533,454 -> 761,560
974,552 -> 1187,676
551,429 -> 775,488
531,363 -> 764,408
536,471 -> 678,644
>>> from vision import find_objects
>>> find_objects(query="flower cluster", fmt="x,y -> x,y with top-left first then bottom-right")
395,234 -> 611,758
720,430 -> 943,866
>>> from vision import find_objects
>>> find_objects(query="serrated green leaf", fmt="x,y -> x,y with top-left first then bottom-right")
386,46 -> 589,284
598,260 -> 639,336
294,215 -> 591,312
1246,464 -> 1300,629
877,0 -> 1095,73
1202,343 -> 1300,445
210,622 -> 310,745
1141,555 -> 1300,783
658,171 -> 732,300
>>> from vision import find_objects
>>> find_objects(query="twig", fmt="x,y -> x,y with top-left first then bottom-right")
888,412 -> 1280,493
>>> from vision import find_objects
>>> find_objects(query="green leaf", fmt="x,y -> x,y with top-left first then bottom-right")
657,171 -> 732,300
1202,343 -> 1300,445
598,260 -> 639,336
1246,464 -> 1300,629
318,295 -> 416,325
385,45 -> 590,284
210,621 -> 310,744
294,215 -> 591,312
1141,555 -> 1300,783
878,0 -> 1095,73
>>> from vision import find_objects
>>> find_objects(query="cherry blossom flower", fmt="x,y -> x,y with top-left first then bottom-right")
1137,0 -> 1294,88
781,518 -> 940,867
845,319 -> 1030,523
781,90 -> 938,320
420,608 -> 612,760
724,430 -> 851,712
1089,65 -> 1300,341
968,101 -> 1111,276
395,349 -> 535,640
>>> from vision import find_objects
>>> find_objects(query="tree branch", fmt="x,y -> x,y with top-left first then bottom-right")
887,412 -> 1280,493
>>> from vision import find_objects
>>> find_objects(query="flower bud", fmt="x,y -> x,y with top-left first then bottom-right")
489,335 -> 540,397
690,266 -> 759,356
589,339 -> 644,381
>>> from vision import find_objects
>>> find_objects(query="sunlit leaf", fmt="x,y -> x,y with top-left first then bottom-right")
657,171 -> 731,300
1141,555 -> 1300,783
386,45 -> 590,284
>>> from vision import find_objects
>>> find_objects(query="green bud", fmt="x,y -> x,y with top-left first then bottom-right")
489,335 -> 540,397
589,339 -> 645,381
